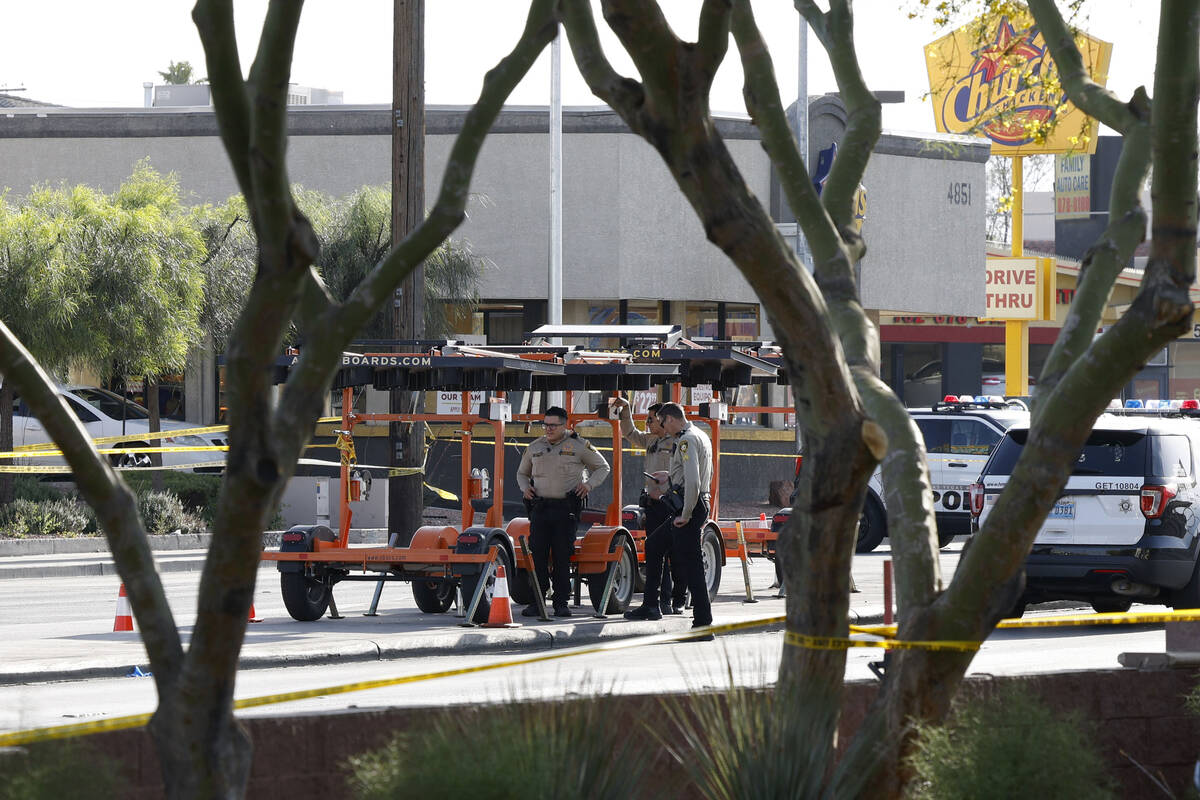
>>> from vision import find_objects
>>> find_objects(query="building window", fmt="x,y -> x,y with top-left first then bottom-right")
725,303 -> 759,340
1170,341 -> 1200,401
684,302 -> 719,340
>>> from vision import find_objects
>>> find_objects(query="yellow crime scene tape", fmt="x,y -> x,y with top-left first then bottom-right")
14,425 -> 230,452
4,607 -> 1197,747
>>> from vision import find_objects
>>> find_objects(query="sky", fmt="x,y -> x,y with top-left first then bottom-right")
0,1 -> 1158,136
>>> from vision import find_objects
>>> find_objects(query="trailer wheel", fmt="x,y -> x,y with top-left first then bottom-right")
412,579 -> 456,613
587,534 -> 636,613
508,567 -> 535,606
701,527 -> 723,603
460,542 -> 514,624
280,573 -> 330,621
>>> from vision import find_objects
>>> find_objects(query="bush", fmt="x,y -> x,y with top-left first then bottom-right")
136,490 -> 201,534
906,685 -> 1116,799
344,695 -> 651,800
0,741 -> 128,800
0,498 -> 95,538
12,477 -> 71,505
125,472 -> 221,523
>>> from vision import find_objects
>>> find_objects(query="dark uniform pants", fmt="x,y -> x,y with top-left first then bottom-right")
529,498 -> 576,608
643,497 -> 709,620
671,496 -> 713,626
640,497 -> 686,608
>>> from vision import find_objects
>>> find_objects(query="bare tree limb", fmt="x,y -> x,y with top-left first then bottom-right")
246,0 -> 305,249
1027,0 -> 1139,134
192,0 -> 253,198
557,1 -> 648,135
694,0 -> 732,88
1034,89 -> 1150,411
277,0 -> 559,444
793,0 -> 828,48
819,0 -> 880,234
0,321 -> 185,691
600,0 -> 677,88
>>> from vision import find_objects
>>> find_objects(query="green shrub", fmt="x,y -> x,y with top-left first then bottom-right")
0,741 -> 127,800
906,685 -> 1116,800
125,472 -> 221,523
136,490 -> 198,534
12,477 -> 71,505
344,695 -> 651,800
0,498 -> 95,538
658,679 -> 861,800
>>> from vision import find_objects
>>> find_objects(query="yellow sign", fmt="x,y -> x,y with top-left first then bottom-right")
984,257 -> 1053,321
925,4 -> 1111,155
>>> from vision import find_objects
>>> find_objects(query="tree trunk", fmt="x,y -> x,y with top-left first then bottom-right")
0,380 -> 13,506
149,375 -> 164,493
149,696 -> 253,800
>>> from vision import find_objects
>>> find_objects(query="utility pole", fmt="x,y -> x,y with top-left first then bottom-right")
390,0 -> 425,545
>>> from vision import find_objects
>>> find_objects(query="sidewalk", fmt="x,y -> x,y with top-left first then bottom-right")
0,541 -> 914,685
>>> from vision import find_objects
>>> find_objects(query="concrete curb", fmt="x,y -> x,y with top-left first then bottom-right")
0,529 -> 391,558
0,609 -> 887,686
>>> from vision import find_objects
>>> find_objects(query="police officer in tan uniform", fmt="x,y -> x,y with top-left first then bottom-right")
627,402 -> 715,640
613,396 -> 686,615
516,406 -> 610,617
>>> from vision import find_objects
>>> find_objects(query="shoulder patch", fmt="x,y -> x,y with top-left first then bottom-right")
680,440 -> 690,454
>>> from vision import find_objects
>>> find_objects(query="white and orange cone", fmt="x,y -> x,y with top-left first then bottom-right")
484,564 -> 520,628
113,584 -> 134,632
248,602 -> 262,623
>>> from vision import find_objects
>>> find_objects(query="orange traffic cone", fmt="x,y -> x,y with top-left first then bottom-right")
248,602 -> 262,623
484,564 -> 520,628
113,584 -> 134,632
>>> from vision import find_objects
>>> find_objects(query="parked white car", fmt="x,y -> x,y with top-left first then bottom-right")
12,386 -> 226,471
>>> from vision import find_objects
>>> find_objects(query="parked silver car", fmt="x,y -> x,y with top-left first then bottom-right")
12,386 -> 225,471
903,358 -> 1028,407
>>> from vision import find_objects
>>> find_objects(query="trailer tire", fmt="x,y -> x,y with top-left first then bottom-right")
412,579 -> 456,613
280,573 -> 330,621
587,533 -> 636,614
701,526 -> 723,603
460,541 -> 514,624
508,567 -> 535,606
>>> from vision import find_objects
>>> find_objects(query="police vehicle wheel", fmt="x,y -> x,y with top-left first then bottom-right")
461,541 -> 514,624
588,534 -> 636,613
411,579 -> 456,614
936,528 -> 957,549
110,443 -> 154,469
855,495 -> 887,553
1091,597 -> 1133,614
701,527 -> 723,603
1173,556 -> 1200,609
280,573 -> 330,621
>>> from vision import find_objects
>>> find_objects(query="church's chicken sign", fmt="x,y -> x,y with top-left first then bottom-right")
924,4 -> 1111,155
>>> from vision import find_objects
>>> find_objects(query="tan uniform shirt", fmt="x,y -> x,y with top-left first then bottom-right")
668,422 -> 713,519
620,416 -> 676,492
517,431 -> 611,499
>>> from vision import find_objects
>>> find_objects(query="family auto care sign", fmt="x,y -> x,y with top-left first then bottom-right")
984,257 -> 1055,321
924,4 -> 1111,155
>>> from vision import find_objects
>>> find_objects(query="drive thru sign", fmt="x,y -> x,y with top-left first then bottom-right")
983,257 -> 1055,321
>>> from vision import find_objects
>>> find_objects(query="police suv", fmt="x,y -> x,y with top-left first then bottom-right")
972,401 -> 1200,614
773,396 -> 1029,553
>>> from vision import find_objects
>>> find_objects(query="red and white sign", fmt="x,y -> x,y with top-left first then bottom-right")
632,390 -> 658,415
984,258 -> 1041,320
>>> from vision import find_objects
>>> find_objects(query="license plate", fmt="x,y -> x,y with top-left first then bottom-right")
1050,500 -> 1075,520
